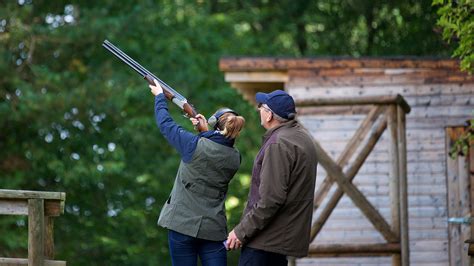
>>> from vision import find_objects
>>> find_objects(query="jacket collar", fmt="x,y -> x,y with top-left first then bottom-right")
199,130 -> 235,147
262,119 -> 298,142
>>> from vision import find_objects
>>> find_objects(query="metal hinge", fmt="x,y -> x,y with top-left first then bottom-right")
448,217 -> 472,224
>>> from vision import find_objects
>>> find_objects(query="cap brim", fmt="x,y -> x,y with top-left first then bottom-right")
255,92 -> 269,104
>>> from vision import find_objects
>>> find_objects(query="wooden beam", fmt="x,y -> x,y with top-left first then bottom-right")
219,57 -> 461,71
388,106 -> 401,266
0,200 -> 27,215
309,128 -> 398,242
470,145 -> 474,264
297,106 -> 373,115
28,199 -> 44,266
224,71 -> 288,83
44,217 -> 54,259
0,199 -> 63,217
0,258 -> 66,266
397,106 -> 410,266
295,94 -> 411,114
308,243 -> 401,257
0,190 -> 65,201
313,105 -> 385,210
230,82 -> 284,104
310,115 -> 388,240
44,200 -> 63,217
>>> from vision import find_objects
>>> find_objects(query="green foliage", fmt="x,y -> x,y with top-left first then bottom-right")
0,0 -> 451,265
433,0 -> 474,73
449,113 -> 474,159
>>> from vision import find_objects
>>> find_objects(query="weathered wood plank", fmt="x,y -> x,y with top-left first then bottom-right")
288,73 -> 474,86
0,190 -> 65,201
44,200 -> 63,217
300,104 -> 470,119
313,105 -> 385,210
0,200 -> 27,215
44,217 -> 54,259
469,145 -> 474,260
289,84 -> 474,99
459,152 -> 471,266
387,106 -> 401,248
224,71 -> 288,82
315,227 -> 448,241
308,243 -> 401,257
321,216 -> 447,230
309,128 -> 398,242
295,94 -> 410,114
311,115 -> 388,240
317,204 -> 447,219
0,258 -> 66,266
397,106 -> 410,266
0,199 -> 63,217
297,105 -> 373,115
446,127 -> 467,266
219,57 -> 462,71
28,199 -> 44,266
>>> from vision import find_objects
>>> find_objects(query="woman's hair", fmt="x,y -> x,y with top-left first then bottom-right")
216,112 -> 245,139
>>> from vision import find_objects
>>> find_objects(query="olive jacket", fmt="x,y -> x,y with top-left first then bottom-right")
234,120 -> 318,257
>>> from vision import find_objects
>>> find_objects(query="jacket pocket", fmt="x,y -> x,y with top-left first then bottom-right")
181,179 -> 225,200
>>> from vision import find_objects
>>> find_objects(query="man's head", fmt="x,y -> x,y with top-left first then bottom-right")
255,90 -> 296,129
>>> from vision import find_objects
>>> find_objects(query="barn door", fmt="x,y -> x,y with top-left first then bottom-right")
446,127 -> 473,266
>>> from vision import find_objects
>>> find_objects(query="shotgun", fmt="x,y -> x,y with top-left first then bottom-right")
102,40 -> 206,132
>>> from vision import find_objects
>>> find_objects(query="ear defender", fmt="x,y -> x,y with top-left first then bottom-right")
208,108 -> 239,130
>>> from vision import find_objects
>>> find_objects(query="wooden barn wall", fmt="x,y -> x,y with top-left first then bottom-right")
287,70 -> 474,266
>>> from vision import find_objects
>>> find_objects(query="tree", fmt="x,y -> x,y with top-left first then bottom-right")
0,1 -> 453,265
433,0 -> 474,73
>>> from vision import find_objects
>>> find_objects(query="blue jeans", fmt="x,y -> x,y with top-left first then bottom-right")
238,246 -> 287,266
168,230 -> 227,266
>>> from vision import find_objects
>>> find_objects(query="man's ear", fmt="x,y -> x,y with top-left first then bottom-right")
266,112 -> 273,122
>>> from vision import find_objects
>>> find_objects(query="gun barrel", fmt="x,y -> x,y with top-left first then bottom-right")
102,40 -> 186,101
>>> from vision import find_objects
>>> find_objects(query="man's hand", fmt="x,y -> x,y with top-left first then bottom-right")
226,229 -> 242,250
149,79 -> 163,96
190,114 -> 208,132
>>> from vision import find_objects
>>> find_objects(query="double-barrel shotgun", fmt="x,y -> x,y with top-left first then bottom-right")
102,40 -> 206,131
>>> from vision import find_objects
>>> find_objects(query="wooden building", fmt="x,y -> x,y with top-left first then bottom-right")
219,58 -> 474,266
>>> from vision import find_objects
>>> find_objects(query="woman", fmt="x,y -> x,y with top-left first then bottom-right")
150,81 -> 245,266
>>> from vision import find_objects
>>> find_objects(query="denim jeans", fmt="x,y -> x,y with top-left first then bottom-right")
168,230 -> 227,266
238,246 -> 287,266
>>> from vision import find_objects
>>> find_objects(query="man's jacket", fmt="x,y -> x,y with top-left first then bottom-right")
234,119 -> 318,257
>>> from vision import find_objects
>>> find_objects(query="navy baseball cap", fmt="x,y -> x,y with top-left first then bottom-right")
255,90 -> 296,120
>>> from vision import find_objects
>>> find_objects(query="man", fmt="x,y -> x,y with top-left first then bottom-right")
227,90 -> 318,266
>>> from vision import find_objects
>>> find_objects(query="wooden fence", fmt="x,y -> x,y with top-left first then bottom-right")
294,95 -> 410,266
0,189 -> 66,266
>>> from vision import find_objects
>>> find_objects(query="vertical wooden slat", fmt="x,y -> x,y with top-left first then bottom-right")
388,105 -> 401,266
28,199 -> 44,266
446,127 -> 462,266
459,148 -> 470,266
44,217 -> 54,259
470,145 -> 474,266
397,106 -> 409,266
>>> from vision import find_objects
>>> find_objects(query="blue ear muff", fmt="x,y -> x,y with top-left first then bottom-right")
208,108 -> 239,130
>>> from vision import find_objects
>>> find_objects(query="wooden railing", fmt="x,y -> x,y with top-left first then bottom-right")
295,95 -> 411,266
0,189 -> 67,266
